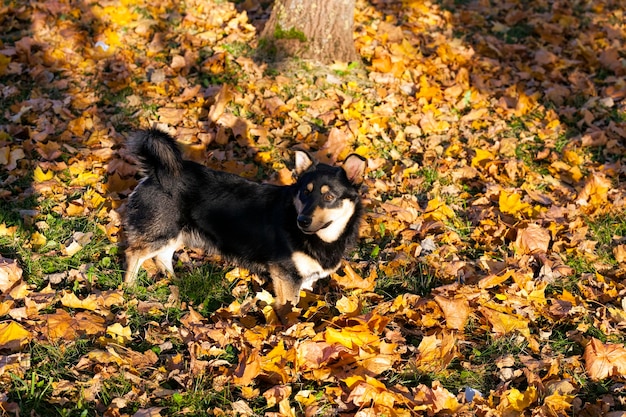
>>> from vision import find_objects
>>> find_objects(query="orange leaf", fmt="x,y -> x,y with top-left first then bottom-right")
514,223 -> 551,254
434,296 -> 470,330
584,337 -> 626,380
233,347 -> 261,386
325,325 -> 380,350
331,263 -> 376,292
0,257 -> 23,293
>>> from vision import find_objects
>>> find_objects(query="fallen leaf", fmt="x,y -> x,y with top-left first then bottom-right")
584,337 -> 626,380
514,223 -> 551,254
0,321 -> 31,351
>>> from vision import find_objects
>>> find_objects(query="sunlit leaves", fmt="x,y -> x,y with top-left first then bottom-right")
0,0 -> 625,414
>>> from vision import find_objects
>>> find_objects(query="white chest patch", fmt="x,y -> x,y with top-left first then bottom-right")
291,251 -> 339,290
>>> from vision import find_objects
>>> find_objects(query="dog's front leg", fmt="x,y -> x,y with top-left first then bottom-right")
269,265 -> 301,320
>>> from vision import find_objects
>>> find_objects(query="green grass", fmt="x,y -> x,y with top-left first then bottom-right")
375,263 -> 441,299
8,339 -> 94,416
174,263 -> 234,316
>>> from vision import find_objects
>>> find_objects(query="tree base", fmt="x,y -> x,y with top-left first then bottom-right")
259,0 -> 359,65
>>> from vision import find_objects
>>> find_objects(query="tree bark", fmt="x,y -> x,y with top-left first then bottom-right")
260,0 -> 358,64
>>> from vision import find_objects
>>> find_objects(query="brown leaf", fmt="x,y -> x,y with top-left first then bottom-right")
514,223 -> 550,254
434,296 -> 470,330
233,347 -> 261,386
584,337 -> 626,381
0,257 -> 23,293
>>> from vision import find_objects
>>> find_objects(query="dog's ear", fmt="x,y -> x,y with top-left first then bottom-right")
343,154 -> 367,185
294,150 -> 315,175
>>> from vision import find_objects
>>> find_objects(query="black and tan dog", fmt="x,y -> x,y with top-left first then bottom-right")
123,128 -> 366,313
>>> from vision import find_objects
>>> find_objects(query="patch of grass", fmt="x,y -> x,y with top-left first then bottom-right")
175,263 -> 234,316
376,263 -> 440,298
156,375 -> 239,416
544,324 -> 585,356
504,22 -> 535,44
564,212 -> 626,274
222,41 -> 253,57
7,339 -> 94,416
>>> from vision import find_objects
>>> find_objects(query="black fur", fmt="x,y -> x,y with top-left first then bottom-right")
124,128 -> 365,310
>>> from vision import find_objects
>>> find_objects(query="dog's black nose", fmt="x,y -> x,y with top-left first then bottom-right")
297,215 -> 312,228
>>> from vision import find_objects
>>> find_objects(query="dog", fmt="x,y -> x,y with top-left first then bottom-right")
123,128 -> 366,314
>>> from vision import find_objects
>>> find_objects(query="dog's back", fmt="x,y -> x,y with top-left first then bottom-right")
124,128 -> 366,314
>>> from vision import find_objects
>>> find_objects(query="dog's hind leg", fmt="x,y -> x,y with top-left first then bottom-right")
124,248 -> 153,285
154,235 -> 184,277
124,236 -> 182,284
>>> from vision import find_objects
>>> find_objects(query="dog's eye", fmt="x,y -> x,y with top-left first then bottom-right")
323,193 -> 335,202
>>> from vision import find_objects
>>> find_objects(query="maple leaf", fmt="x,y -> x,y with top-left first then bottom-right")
514,223 -> 551,254
584,337 -> 626,381
499,189 -> 532,216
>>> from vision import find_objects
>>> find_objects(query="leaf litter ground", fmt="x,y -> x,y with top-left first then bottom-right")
0,0 -> 626,416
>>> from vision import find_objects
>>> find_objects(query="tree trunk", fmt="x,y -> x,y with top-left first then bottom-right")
260,0 -> 358,64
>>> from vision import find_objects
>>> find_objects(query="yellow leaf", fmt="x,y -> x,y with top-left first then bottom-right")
66,202 -> 85,217
479,306 -> 530,339
106,323 -> 132,343
60,291 -> 99,311
424,197 -> 455,221
30,232 -> 47,250
33,166 -> 54,182
0,54 -> 10,75
336,295 -> 361,315
471,148 -> 494,168
576,173 -> 611,210
70,171 -> 99,187
0,223 -> 18,237
499,190 -> 531,215
63,240 -> 83,256
563,150 -> 583,165
325,325 -> 380,350
543,391 -> 575,413
505,386 -> 538,411
0,321 -> 31,351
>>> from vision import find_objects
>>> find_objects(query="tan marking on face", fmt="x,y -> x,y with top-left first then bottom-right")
306,182 -> 314,192
320,185 -> 330,194
309,199 -> 356,243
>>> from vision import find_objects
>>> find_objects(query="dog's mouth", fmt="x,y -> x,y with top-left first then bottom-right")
299,220 -> 333,234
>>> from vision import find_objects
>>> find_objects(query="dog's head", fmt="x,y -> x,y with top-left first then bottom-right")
293,151 -> 366,243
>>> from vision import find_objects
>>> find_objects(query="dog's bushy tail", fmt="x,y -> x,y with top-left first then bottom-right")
129,128 -> 184,186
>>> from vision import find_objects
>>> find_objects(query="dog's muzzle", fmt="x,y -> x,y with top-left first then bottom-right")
297,215 -> 312,229
297,215 -> 332,234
